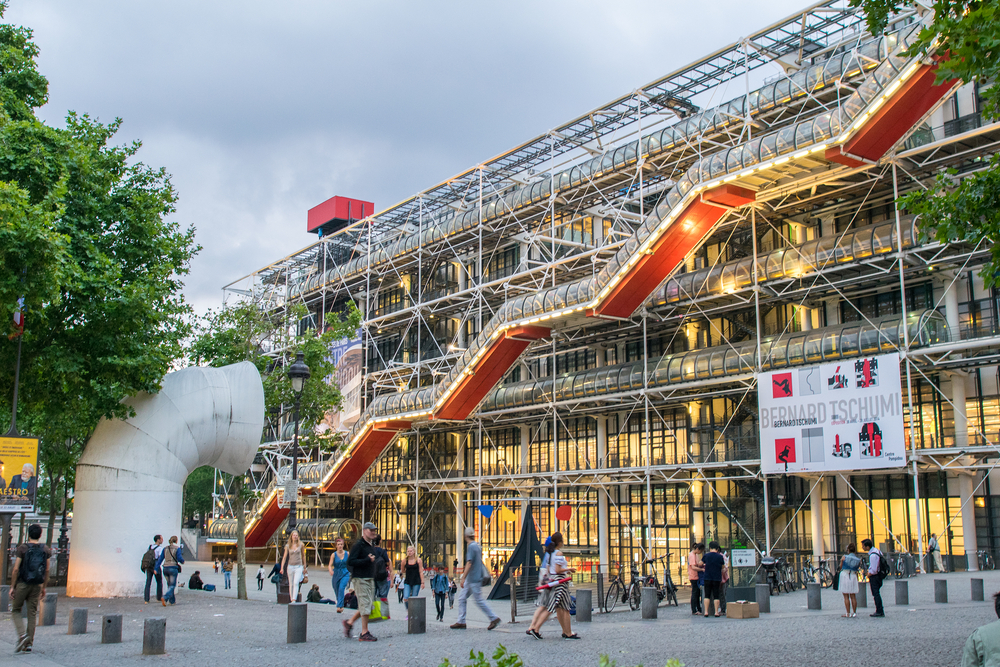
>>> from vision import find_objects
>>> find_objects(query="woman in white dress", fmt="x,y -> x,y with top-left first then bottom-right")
839,542 -> 862,617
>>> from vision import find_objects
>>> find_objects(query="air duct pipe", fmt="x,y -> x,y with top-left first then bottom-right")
67,362 -> 264,598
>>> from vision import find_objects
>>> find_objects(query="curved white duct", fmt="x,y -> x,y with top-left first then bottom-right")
67,362 -> 264,598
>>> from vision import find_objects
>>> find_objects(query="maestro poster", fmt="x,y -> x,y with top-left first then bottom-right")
758,352 -> 905,474
0,436 -> 39,512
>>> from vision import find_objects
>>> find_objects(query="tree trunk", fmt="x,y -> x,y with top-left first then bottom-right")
45,474 -> 61,546
235,475 -> 247,600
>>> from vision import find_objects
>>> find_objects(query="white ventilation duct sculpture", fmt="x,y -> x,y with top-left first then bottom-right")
67,362 -> 264,598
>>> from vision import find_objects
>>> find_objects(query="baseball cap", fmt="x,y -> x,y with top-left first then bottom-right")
363,521 -> 377,530
464,527 -> 475,538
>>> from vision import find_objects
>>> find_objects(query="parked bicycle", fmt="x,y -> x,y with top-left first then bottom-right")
801,557 -> 834,588
641,554 -> 679,607
604,561 -> 644,612
761,556 -> 793,594
979,550 -> 996,571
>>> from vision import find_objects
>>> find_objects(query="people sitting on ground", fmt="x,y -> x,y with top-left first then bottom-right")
343,587 -> 359,610
188,571 -> 204,590
306,584 -> 336,604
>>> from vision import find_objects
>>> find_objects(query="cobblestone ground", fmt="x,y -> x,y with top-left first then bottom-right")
3,566 -> 999,666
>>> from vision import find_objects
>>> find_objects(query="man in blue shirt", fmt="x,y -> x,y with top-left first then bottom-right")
451,527 -> 501,630
862,539 -> 885,617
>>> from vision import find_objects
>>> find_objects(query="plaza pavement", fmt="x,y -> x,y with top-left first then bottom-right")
2,564 -> 998,666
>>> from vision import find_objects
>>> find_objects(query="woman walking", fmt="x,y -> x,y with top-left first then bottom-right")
400,545 -> 427,613
280,530 -> 307,602
701,541 -> 727,618
328,537 -> 351,612
687,543 -> 705,615
157,536 -> 185,606
526,532 -> 579,639
839,542 -> 862,617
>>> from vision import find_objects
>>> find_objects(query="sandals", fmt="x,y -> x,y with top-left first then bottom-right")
526,629 -> 542,639
562,633 -> 581,640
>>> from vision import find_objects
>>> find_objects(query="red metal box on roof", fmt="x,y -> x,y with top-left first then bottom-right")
307,196 -> 374,234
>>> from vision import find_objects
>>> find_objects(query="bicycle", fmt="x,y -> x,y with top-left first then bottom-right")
641,554 -> 679,607
604,562 -> 627,613
761,556 -> 792,594
979,550 -> 996,571
801,558 -> 835,588
604,561 -> 644,612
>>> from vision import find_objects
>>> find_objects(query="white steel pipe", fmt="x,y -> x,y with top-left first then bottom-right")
67,362 -> 264,597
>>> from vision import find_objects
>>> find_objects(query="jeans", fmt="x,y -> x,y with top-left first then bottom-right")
397,586 -> 404,603
333,572 -> 350,608
144,569 -> 163,602
163,566 -> 179,604
12,582 -> 42,644
224,571 -> 231,589
690,579 -> 702,613
257,577 -> 263,590
870,574 -> 884,615
287,565 -> 304,601
448,589 -> 455,607
456,578 -> 498,624
435,592 -> 447,619
403,583 -> 421,608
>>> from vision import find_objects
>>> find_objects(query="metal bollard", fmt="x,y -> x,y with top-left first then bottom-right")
286,603 -> 307,643
0,585 -> 8,612
407,596 -> 426,634
856,583 -> 867,608
641,587 -> 658,620
102,614 -> 123,644
755,584 -> 770,613
68,608 -> 88,635
40,593 -> 58,626
143,618 -> 166,655
973,578 -> 985,602
807,582 -> 822,610
895,579 -> 909,605
934,579 -> 948,603
576,589 -> 592,622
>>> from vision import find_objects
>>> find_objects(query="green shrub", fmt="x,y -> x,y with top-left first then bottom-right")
439,648 -> 683,667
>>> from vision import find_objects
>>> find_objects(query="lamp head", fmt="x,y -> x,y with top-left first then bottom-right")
288,351 -> 311,393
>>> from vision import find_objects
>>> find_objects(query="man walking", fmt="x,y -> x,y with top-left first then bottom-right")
432,566 -> 449,621
11,524 -> 50,653
344,521 -> 380,642
862,538 -> 885,617
451,527 -> 501,630
142,534 -> 165,604
928,533 -> 947,573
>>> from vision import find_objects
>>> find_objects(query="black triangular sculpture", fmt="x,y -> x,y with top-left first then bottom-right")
487,503 -> 544,600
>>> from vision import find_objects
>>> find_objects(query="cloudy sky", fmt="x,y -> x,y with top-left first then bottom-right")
7,0 -> 806,314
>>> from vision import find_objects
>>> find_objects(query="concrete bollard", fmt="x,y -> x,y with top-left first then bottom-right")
407,597 -> 426,634
935,579 -> 948,603
102,614 -> 123,644
856,583 -> 867,608
641,587 -> 658,619
807,582 -> 822,610
143,618 -> 166,655
287,603 -> 307,643
895,580 -> 909,606
576,589 -> 592,622
0,585 -> 8,612
973,578 -> 985,602
68,608 -> 88,635
40,593 -> 58,626
755,584 -> 770,613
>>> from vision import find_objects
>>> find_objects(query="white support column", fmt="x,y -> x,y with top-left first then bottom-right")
456,261 -> 468,348
810,478 -> 824,568
953,372 -> 969,449
960,472 -> 980,571
454,491 -> 464,578
692,479 -> 705,544
799,306 -> 813,332
942,273 -> 961,345
596,414 -> 609,574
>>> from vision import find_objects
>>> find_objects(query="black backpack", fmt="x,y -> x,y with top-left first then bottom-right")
20,544 -> 47,585
874,549 -> 890,578
140,545 -> 157,573
373,550 -> 387,582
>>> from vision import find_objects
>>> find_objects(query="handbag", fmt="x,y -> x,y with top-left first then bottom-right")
270,573 -> 281,584
832,567 -> 841,591
302,568 -> 309,585
481,574 -> 492,587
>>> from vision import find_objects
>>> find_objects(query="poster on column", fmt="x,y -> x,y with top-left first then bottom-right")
758,352 -> 905,475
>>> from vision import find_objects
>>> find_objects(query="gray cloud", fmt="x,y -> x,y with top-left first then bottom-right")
8,0 -> 805,313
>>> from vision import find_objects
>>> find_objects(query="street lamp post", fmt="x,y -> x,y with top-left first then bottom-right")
286,352 -> 311,532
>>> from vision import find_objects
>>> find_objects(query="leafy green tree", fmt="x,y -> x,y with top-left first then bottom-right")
188,299 -> 361,598
0,2 -> 199,483
183,466 -> 216,526
851,0 -> 1000,285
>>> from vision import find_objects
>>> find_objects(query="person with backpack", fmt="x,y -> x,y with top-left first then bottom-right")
838,542 -> 862,617
156,535 -> 185,606
372,533 -> 392,620
343,521 -> 380,642
862,538 -> 887,617
256,564 -> 265,591
11,523 -> 50,653
141,534 -> 164,604
431,565 -> 450,621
